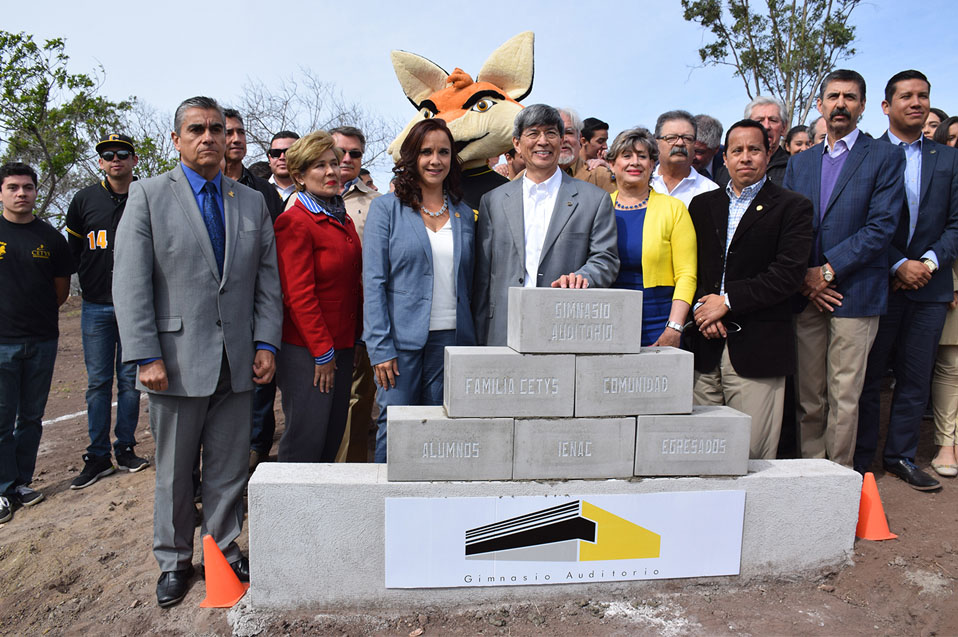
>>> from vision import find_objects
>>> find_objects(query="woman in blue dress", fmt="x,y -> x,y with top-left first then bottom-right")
607,127 -> 697,347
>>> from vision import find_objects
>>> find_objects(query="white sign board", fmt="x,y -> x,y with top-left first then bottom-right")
385,491 -> 745,588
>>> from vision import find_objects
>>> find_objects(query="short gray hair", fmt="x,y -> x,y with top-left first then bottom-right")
513,104 -> 564,139
654,110 -> 697,138
329,125 -> 367,152
744,95 -> 785,121
693,114 -> 723,149
174,96 -> 225,136
557,107 -> 582,135
607,127 -> 659,164
807,115 -> 824,132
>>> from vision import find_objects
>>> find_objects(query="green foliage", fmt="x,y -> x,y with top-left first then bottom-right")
0,31 -> 176,227
681,0 -> 860,126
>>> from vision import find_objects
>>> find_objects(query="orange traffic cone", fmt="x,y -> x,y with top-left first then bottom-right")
199,534 -> 249,608
855,472 -> 897,541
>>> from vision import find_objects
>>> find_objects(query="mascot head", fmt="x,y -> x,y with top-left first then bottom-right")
388,32 -> 534,170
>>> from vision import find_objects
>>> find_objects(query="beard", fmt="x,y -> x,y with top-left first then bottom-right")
558,148 -> 575,166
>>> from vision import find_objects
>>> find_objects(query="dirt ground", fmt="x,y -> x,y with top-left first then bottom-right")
1,296 -> 956,636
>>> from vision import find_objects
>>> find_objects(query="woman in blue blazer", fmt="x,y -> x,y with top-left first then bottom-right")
363,119 -> 476,462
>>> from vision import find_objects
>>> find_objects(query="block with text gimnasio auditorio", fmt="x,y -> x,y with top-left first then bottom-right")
506,287 -> 643,354
512,417 -> 636,480
574,347 -> 694,417
443,347 -> 575,418
386,406 -> 514,481
634,405 -> 751,476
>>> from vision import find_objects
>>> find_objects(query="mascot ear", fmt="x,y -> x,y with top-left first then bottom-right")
390,50 -> 450,108
476,31 -> 534,102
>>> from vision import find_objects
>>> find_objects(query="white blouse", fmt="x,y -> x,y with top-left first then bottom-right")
426,220 -> 457,331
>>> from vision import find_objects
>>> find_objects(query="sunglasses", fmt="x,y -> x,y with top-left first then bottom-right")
100,150 -> 132,161
268,148 -> 288,159
337,148 -> 363,159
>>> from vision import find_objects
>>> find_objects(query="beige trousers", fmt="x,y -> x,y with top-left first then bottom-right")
932,344 -> 958,447
794,305 -> 879,466
693,343 -> 786,459
335,343 -> 376,462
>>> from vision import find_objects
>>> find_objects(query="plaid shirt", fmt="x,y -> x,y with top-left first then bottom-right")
721,175 -> 767,296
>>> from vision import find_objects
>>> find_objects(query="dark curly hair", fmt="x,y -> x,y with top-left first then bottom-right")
392,119 -> 463,210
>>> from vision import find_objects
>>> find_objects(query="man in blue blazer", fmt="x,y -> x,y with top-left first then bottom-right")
854,70 -> 958,490
782,69 -> 906,468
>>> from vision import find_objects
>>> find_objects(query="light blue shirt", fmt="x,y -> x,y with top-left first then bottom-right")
180,162 -> 224,223
721,175 -> 767,301
886,130 -> 936,273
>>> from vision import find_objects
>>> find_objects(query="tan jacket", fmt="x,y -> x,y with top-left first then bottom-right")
565,156 -> 616,194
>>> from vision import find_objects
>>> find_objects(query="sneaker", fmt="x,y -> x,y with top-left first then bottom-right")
70,453 -> 116,489
116,447 -> 149,473
14,485 -> 44,507
0,496 -> 11,523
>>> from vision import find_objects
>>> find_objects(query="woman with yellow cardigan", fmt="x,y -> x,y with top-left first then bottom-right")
607,127 -> 696,347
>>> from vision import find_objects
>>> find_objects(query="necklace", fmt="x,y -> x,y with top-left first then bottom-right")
615,195 -> 649,210
421,193 -> 449,218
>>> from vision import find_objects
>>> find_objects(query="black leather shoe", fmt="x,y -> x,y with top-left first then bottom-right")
156,565 -> 194,607
230,556 -> 250,582
883,459 -> 941,491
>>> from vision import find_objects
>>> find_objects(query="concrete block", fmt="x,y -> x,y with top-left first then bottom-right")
506,287 -> 644,354
386,406 -> 514,481
248,460 -> 863,609
443,347 -> 575,418
574,347 -> 693,417
634,405 -> 750,476
512,417 -> 636,479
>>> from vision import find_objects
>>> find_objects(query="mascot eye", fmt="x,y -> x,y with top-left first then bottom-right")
421,108 -> 434,119
471,99 -> 494,113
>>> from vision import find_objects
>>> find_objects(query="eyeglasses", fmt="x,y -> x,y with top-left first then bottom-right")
337,148 -> 363,159
100,150 -> 132,161
521,128 -> 560,141
657,134 -> 695,145
267,148 -> 288,159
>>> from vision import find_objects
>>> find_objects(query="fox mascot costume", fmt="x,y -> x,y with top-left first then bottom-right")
387,32 -> 534,210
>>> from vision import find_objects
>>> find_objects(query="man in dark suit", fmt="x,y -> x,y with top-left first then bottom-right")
473,104 -> 619,346
854,70 -> 958,490
783,69 -> 906,468
114,96 -> 283,607
688,119 -> 813,458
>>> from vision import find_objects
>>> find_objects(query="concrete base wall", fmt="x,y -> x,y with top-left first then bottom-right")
248,459 -> 862,610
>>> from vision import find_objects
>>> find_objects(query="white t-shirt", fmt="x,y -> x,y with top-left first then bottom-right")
427,220 -> 457,331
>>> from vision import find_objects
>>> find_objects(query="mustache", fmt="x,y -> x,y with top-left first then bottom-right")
669,146 -> 689,157
830,106 -> 852,120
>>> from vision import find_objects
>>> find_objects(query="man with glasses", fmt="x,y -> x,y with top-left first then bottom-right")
66,133 -> 149,489
650,110 -> 718,207
267,131 -> 299,200
329,126 -> 380,463
686,120 -> 814,459
473,104 -> 619,346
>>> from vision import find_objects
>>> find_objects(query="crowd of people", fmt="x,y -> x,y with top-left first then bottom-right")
0,66 -> 956,607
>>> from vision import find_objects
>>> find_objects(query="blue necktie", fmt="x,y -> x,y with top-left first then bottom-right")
201,181 -> 225,275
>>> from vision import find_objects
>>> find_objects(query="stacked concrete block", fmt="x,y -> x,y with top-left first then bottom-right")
386,287 -> 750,482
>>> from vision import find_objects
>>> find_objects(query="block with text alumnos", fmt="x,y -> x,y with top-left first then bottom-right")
512,417 -> 637,479
574,347 -> 693,417
386,406 -> 514,481
634,405 -> 750,476
506,287 -> 643,354
443,347 -> 575,418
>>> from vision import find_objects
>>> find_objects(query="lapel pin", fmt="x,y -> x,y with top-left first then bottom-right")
454,212 -> 460,218
227,190 -> 234,198
756,205 -> 764,211
930,149 -> 937,154
566,201 -> 572,206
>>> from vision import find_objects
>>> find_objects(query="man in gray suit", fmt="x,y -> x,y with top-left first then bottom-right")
473,104 -> 619,345
114,96 -> 282,607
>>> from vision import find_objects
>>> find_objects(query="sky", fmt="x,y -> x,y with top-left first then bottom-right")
5,0 -> 956,188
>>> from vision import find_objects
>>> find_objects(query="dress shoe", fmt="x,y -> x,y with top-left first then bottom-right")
883,459 -> 941,491
931,460 -> 958,477
156,565 -> 194,608
230,556 -> 250,582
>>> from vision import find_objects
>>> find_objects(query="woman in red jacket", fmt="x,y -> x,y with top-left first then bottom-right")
274,131 -> 362,462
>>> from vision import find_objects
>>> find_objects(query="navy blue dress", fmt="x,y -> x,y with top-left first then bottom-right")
612,204 -> 674,346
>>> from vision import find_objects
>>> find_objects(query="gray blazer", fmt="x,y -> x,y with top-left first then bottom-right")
472,171 -> 619,345
113,164 -> 283,396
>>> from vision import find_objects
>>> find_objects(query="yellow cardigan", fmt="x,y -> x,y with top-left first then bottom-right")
610,189 -> 697,304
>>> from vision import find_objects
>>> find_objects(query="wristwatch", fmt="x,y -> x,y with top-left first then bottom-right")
922,258 -> 938,273
821,264 -> 835,283
666,321 -> 685,333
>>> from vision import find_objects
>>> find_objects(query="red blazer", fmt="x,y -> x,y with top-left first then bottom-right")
274,197 -> 363,356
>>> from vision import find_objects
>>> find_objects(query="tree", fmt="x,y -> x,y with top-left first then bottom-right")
234,67 -> 398,172
681,0 -> 860,126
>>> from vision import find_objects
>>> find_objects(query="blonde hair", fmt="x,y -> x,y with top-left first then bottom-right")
286,131 -> 344,191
